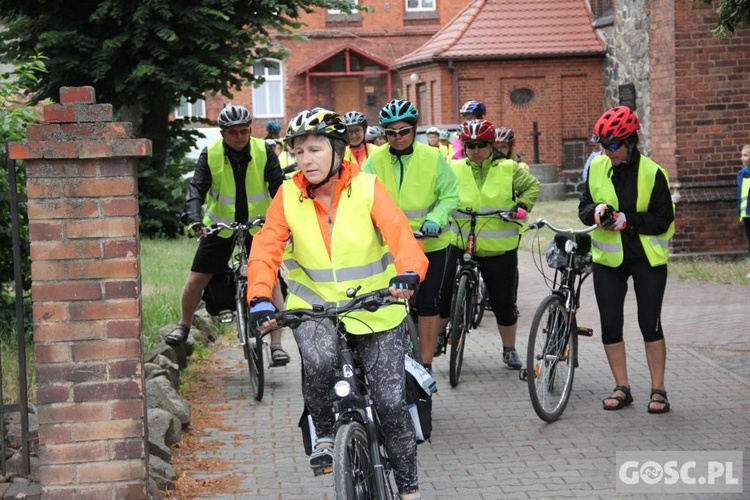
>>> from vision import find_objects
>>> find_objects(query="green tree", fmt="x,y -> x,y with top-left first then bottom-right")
0,54 -> 48,334
0,0 -> 361,236
699,0 -> 750,36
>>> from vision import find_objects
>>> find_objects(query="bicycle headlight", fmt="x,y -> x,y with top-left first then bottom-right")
462,252 -> 471,262
334,380 -> 351,397
564,239 -> 576,254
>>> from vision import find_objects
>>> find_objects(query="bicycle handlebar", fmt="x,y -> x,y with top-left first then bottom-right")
456,207 -> 519,223
205,217 -> 266,236
271,288 -> 396,330
525,218 -> 597,235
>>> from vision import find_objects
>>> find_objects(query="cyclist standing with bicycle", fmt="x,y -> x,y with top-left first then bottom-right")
247,108 -> 428,500
362,99 -> 460,375
579,106 -> 675,413
166,104 -> 290,366
448,120 -> 540,370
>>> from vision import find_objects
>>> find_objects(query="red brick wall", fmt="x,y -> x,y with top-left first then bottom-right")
403,57 -> 603,169
9,86 -> 151,498
650,1 -> 750,254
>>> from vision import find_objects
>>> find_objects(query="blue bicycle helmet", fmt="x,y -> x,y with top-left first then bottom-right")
379,99 -> 419,126
459,100 -> 486,119
266,121 -> 282,134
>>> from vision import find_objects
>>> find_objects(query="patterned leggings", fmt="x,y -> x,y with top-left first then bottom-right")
293,319 -> 419,494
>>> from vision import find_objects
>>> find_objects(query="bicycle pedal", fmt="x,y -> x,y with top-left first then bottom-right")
577,327 -> 594,337
312,465 -> 333,477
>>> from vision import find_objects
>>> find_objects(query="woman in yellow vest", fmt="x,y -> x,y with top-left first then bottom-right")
246,108 -> 428,499
166,104 -> 291,365
579,106 -> 675,414
343,110 -> 377,170
445,119 -> 540,369
737,144 -> 750,268
363,99 -> 460,374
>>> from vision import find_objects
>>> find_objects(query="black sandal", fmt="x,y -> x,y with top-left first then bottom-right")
270,344 -> 290,366
165,323 -> 190,346
602,385 -> 633,411
647,388 -> 670,414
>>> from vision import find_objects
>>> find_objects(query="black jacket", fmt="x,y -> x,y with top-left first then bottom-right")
578,148 -> 674,261
180,140 -> 284,226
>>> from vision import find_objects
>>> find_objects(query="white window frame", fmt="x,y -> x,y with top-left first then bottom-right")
174,97 -> 206,119
406,0 -> 436,12
252,59 -> 285,119
329,0 -> 358,14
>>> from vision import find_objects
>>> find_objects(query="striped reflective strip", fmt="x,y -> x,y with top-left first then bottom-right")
284,253 -> 393,283
286,280 -> 335,308
403,207 -> 431,219
592,240 -> 622,253
649,236 -> 670,250
205,210 -> 234,225
247,191 -> 268,203
209,189 -> 235,205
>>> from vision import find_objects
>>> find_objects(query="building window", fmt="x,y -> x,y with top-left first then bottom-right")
174,97 -> 206,119
329,0 -> 357,14
590,0 -> 613,19
252,59 -> 284,118
406,0 -> 435,11
510,88 -> 535,106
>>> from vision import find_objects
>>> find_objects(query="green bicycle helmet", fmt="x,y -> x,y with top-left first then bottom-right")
284,107 -> 349,146
379,99 -> 419,126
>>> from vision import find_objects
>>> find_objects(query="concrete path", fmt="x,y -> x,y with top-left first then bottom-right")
184,250 -> 749,499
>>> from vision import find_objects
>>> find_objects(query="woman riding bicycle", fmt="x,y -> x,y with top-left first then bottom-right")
246,107 -> 428,500
446,119 -> 540,369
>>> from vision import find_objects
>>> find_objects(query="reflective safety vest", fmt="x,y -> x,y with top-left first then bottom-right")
282,173 -> 404,334
368,141 -> 451,252
450,159 -> 521,256
203,137 -> 271,237
739,175 -> 750,220
588,155 -> 674,267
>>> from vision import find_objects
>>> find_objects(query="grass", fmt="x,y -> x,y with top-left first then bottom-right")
140,237 -> 197,351
523,199 -> 750,285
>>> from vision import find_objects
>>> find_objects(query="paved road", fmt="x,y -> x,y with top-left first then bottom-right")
186,250 -> 749,499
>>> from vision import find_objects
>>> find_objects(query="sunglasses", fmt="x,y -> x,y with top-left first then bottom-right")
384,126 -> 413,138
464,141 -> 491,150
225,128 -> 252,137
603,142 -> 624,152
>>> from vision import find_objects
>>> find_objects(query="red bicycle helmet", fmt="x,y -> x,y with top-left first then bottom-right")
591,106 -> 640,144
460,119 -> 495,142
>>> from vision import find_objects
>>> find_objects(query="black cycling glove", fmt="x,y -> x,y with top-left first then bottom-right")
389,272 -> 420,290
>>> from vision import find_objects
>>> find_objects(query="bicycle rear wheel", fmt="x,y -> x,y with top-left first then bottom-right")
449,274 -> 470,388
526,294 -> 576,422
333,421 -> 377,500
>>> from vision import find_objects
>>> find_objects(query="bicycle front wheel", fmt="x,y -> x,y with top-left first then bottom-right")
472,277 -> 487,328
449,274 -> 470,388
333,421 -> 377,500
527,294 -> 576,422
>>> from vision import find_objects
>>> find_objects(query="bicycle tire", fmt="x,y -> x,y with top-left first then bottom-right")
238,280 -> 265,401
526,294 -> 576,422
333,421 -> 378,500
404,314 -> 423,365
449,274 -> 470,388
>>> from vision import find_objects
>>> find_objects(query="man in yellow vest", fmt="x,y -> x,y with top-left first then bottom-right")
166,104 -> 290,366
363,99 -> 460,374
579,106 -> 675,414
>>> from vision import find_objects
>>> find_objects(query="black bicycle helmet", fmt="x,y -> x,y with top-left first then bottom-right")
217,104 -> 252,128
495,126 -> 515,144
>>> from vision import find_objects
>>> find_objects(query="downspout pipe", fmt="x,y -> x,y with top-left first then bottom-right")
447,60 -> 459,122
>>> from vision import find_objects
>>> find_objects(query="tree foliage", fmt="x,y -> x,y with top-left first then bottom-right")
698,0 -> 750,37
0,54 -> 48,334
0,0 -> 361,236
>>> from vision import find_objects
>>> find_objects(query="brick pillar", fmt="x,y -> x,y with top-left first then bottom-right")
9,86 -> 152,499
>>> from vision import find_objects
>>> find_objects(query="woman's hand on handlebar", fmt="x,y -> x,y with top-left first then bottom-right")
249,298 -> 277,332
388,272 -> 419,300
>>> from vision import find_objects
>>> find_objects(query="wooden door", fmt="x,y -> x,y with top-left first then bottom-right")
332,78 -> 361,114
